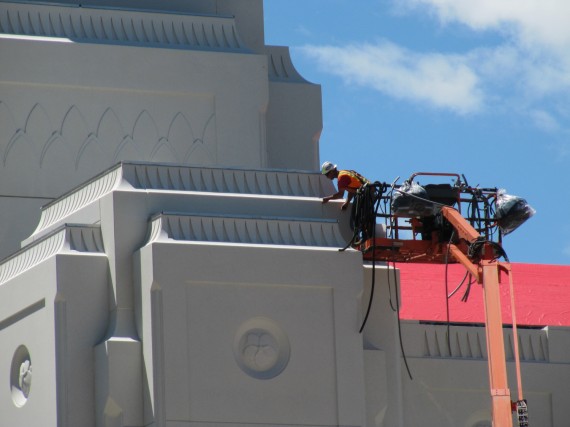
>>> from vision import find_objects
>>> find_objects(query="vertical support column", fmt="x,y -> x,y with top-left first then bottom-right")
481,260 -> 513,427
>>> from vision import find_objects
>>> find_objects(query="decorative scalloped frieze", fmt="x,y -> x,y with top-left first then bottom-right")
0,2 -> 247,52
0,229 -> 63,285
414,323 -> 549,362
146,213 -> 345,248
0,224 -> 104,285
123,162 -> 332,197
0,100 -> 217,186
264,45 -> 310,83
67,224 -> 105,253
421,326 -> 486,359
506,329 -> 549,362
29,162 -> 333,243
35,165 -> 123,233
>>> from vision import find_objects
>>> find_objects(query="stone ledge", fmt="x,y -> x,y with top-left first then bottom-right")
147,212 -> 345,248
0,2 -> 248,52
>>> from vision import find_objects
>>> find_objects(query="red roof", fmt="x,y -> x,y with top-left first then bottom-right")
397,263 -> 570,326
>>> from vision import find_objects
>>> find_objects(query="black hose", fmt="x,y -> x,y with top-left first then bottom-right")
444,231 -> 455,356
359,184 -> 383,333
393,261 -> 413,380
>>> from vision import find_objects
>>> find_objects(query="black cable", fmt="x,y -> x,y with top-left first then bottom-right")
393,261 -> 413,380
462,236 -> 510,303
382,185 -> 397,313
386,261 -> 397,312
447,271 -> 469,298
468,238 -> 509,262
341,182 -> 384,251
460,275 -> 475,302
444,230 -> 455,356
339,199 -> 362,252
359,184 -> 383,333
469,193 -> 479,230
386,185 -> 396,239
359,258 -> 375,333
487,195 -> 499,242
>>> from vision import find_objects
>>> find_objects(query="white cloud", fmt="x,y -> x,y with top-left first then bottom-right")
530,110 -> 560,132
299,0 -> 570,127
402,0 -> 570,51
399,0 -> 570,98
300,41 -> 483,115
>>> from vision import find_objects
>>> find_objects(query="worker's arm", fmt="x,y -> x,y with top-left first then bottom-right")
341,192 -> 354,210
323,175 -> 353,207
322,189 -> 345,204
323,183 -> 353,209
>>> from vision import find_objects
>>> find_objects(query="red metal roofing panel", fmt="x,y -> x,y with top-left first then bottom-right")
397,263 -> 570,326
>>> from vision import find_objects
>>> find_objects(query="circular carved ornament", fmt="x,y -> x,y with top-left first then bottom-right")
10,345 -> 32,407
233,317 -> 290,380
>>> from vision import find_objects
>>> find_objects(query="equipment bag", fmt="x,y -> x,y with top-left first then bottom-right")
495,189 -> 536,235
391,180 -> 438,217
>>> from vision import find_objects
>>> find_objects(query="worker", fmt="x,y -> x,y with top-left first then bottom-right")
321,161 -> 370,210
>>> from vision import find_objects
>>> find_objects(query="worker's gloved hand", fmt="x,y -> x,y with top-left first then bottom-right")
341,201 -> 349,210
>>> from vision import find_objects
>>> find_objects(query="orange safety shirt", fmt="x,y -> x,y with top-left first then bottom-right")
337,170 -> 370,191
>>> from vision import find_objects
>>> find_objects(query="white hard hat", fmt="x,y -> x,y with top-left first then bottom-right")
321,161 -> 337,175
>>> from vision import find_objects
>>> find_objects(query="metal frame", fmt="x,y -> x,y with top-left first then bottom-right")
355,173 -> 526,427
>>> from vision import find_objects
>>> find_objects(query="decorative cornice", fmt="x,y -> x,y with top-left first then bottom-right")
29,161 -> 334,242
146,212 -> 345,248
402,322 -> 549,362
0,224 -> 104,285
34,165 -> 123,234
123,162 -> 332,197
0,2 -> 248,52
264,45 -> 310,83
66,224 -> 105,253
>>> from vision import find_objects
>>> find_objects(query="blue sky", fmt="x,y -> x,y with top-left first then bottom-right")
264,0 -> 570,266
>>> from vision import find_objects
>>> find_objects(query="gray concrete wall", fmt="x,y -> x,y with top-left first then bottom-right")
0,2 -> 322,258
0,2 -> 568,426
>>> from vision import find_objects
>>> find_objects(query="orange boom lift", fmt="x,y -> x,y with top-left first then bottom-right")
349,172 -> 532,427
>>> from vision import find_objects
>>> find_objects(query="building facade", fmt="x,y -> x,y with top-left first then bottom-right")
0,2 -> 568,426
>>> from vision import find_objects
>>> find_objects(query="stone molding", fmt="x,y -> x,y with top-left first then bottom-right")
0,101 -> 216,175
264,46 -> 309,83
32,162 -> 333,238
147,212 -> 345,248
34,165 -> 123,233
402,322 -> 550,362
0,224 -> 103,285
123,162 -> 330,196
0,2 -> 248,52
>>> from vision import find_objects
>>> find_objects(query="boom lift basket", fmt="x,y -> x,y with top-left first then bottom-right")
347,171 -> 534,427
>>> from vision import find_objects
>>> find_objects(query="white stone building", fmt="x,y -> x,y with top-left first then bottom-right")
0,1 -> 568,426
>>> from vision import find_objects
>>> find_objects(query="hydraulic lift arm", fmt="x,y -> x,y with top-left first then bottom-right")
441,206 -> 527,427
355,177 -> 531,427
